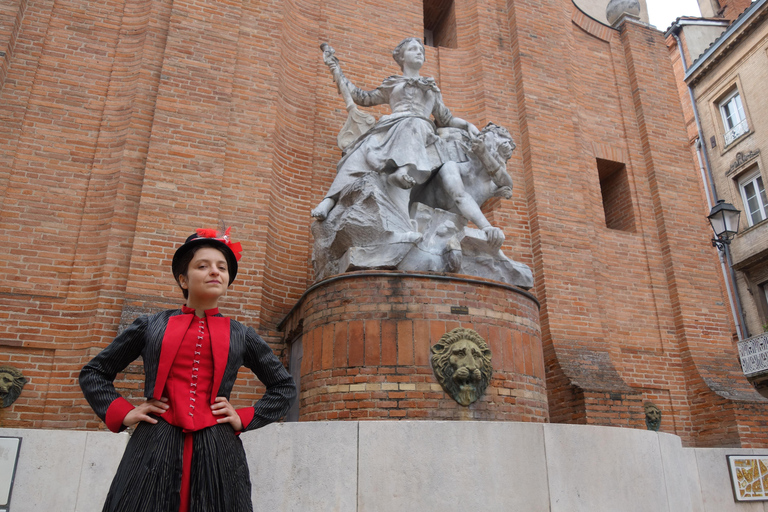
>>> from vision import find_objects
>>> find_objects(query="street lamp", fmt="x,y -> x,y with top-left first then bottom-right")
707,199 -> 741,250
707,199 -> 747,340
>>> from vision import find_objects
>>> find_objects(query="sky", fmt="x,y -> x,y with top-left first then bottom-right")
645,0 -> 703,29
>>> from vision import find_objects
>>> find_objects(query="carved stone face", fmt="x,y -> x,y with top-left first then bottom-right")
497,140 -> 514,161
431,328 -> 492,406
480,123 -> 515,162
392,37 -> 425,71
402,40 -> 424,69
644,402 -> 662,431
0,366 -> 27,408
0,373 -> 13,392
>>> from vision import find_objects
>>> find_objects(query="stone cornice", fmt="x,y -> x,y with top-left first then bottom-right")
685,0 -> 768,87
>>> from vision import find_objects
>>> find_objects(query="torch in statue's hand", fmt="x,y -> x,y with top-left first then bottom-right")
319,42 -> 375,151
320,43 -> 339,72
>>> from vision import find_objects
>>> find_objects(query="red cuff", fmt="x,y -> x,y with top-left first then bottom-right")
105,397 -> 134,433
236,407 -> 255,433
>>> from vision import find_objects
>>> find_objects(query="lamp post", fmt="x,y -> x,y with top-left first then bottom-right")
707,199 -> 746,340
707,199 -> 741,249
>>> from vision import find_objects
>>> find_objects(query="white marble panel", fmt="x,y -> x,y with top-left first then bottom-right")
244,421 -> 358,512
75,431 -> 129,511
0,428 -> 86,512
0,437 -> 21,508
4,423 -> 768,512
694,447 -> 768,512
658,432 -> 705,512
544,423 -> 668,512
357,421 -> 550,512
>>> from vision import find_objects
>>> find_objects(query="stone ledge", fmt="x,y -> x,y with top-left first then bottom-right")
3,422 -> 764,511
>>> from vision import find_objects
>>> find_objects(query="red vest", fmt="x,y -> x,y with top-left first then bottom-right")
161,308 -> 219,431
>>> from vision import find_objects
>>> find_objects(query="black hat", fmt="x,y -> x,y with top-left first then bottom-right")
171,228 -> 242,285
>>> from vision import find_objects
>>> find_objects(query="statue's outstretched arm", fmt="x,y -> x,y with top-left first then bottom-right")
432,92 -> 479,137
321,43 -> 386,108
432,93 -> 480,139
346,81 -> 387,107
320,43 -> 379,153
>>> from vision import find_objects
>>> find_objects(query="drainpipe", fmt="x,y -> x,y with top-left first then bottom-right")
671,28 -> 748,340
695,139 -> 713,210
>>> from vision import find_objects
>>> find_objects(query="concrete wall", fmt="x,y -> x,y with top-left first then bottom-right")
2,422 -> 767,512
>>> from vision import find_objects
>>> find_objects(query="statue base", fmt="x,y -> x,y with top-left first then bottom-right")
279,271 -> 546,422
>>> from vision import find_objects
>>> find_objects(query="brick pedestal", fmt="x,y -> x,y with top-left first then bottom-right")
279,271 -> 546,422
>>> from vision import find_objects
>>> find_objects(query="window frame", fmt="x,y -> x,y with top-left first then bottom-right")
738,169 -> 768,227
762,282 -> 768,323
719,89 -> 749,146
754,278 -> 768,332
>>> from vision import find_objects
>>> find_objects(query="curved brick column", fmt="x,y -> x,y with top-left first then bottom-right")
281,271 -> 546,422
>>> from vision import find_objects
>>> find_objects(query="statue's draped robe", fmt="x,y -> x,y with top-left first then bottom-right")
325,76 -> 454,200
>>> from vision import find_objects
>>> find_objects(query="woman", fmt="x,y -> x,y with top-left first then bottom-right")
312,37 -> 480,221
80,227 -> 296,512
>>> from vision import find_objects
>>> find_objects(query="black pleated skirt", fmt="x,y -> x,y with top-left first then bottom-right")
103,419 -> 253,512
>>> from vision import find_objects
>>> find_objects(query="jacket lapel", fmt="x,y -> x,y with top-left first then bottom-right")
208,316 -> 231,402
153,313 -> 194,399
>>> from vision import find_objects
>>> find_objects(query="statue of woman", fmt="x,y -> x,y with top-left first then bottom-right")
311,37 -> 480,221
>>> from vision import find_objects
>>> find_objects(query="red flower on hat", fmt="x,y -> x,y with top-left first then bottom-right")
195,226 -> 243,261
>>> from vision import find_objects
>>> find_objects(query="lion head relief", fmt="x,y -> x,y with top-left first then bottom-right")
465,123 -> 516,199
0,366 -> 28,408
644,402 -> 661,431
430,328 -> 492,406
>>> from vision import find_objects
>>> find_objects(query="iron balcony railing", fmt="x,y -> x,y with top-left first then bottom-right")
739,332 -> 768,377
725,119 -> 749,146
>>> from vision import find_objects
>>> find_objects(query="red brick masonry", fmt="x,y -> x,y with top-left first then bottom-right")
2,0 -> 768,446
280,271 -> 547,422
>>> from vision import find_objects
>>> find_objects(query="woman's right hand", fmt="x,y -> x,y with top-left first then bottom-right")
321,44 -> 340,71
122,397 -> 169,427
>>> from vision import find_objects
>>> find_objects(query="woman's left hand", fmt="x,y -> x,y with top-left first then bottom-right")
211,397 -> 243,431
467,123 -> 481,139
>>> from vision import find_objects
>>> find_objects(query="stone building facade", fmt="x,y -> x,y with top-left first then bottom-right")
1,0 -> 767,447
666,0 -> 768,395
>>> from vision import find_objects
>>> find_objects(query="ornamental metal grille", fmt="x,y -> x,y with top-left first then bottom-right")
738,332 -> 768,377
725,118 -> 749,146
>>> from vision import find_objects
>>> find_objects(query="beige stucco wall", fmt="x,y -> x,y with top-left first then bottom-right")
698,0 -> 722,18
573,0 -> 650,25
690,13 -> 768,337
682,23 -> 728,62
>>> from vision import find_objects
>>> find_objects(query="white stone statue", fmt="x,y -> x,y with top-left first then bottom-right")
311,38 -> 533,289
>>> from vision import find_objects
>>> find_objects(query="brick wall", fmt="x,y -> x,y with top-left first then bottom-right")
280,272 -> 547,422
0,0 -> 766,446
721,0 -> 754,21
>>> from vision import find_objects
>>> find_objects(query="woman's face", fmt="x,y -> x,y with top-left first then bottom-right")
402,40 -> 424,69
179,247 -> 229,303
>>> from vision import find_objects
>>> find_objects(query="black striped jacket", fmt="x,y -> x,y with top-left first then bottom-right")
80,309 -> 296,432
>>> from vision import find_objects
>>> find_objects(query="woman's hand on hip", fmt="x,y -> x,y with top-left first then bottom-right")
122,397 -> 169,427
211,397 -> 243,431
